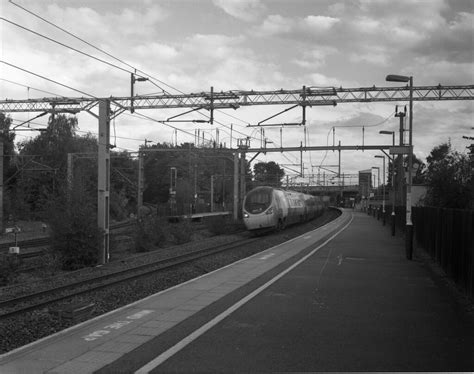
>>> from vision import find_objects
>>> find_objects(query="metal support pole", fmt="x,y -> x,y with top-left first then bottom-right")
67,153 -> 73,192
211,175 -> 214,213
138,150 -> 144,213
406,78 -> 414,260
240,152 -> 246,209
233,152 -> 239,220
381,157 -> 386,225
391,133 -> 396,235
98,99 -> 110,265
300,142 -> 303,177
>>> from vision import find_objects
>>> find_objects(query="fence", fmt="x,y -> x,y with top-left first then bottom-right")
413,207 -> 474,298
368,204 -> 474,298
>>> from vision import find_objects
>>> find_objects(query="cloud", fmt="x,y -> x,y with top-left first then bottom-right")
303,15 -> 340,31
412,11 -> 474,63
258,14 -> 294,36
212,0 -> 266,22
292,47 -> 338,69
256,13 -> 340,37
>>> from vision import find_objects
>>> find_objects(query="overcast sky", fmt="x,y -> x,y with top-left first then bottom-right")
1,0 -> 473,184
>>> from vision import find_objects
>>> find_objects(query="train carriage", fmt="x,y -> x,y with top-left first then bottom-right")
243,186 -> 326,231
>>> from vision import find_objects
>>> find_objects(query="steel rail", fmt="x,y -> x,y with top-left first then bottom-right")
0,237 -> 258,320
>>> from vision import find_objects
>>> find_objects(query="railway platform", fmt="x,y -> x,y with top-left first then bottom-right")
0,210 -> 472,373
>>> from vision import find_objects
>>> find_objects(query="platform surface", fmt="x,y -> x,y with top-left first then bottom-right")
1,210 -> 472,373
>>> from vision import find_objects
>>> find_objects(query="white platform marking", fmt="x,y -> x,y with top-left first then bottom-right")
259,253 -> 275,260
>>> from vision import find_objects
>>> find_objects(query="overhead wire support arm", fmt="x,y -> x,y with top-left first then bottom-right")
166,107 -> 209,123
250,104 -> 300,127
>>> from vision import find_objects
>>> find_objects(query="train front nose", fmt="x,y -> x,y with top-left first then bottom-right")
243,210 -> 274,230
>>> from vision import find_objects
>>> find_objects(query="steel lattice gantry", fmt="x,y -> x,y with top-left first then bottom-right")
1,83 -> 474,265
0,84 -> 474,113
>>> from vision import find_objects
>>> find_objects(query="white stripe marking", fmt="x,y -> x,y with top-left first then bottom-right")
259,253 -> 275,260
303,235 -> 312,240
134,213 -> 353,373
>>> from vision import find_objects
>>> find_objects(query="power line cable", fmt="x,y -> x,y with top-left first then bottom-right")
0,78 -> 65,97
7,2 -> 260,143
1,17 -> 147,79
0,60 -> 96,98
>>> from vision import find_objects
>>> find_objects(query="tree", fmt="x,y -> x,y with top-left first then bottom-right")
386,153 -> 426,188
424,142 -> 471,208
0,113 -> 16,177
12,114 -> 98,218
253,161 -> 285,187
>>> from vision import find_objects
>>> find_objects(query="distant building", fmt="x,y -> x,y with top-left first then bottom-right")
358,169 -> 372,199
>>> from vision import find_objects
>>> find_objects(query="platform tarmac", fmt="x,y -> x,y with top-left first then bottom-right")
0,210 -> 472,373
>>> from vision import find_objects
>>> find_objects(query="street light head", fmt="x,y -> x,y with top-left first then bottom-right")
375,155 -> 384,159
386,74 -> 410,83
379,130 -> 394,135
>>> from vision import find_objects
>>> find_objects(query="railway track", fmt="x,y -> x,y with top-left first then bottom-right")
0,237 -> 258,320
0,221 -> 135,257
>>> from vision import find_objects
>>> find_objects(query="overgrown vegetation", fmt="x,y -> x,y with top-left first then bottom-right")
205,216 -> 245,235
133,214 -> 195,251
45,184 -> 100,270
0,254 -> 22,286
423,142 -> 471,209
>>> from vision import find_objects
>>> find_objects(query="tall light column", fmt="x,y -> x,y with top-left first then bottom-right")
375,155 -> 386,226
386,74 -> 414,260
380,130 -> 396,235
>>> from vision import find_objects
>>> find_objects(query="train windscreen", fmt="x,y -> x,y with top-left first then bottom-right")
244,188 -> 272,214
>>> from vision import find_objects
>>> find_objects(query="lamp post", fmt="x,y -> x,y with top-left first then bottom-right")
386,74 -> 413,260
372,166 -> 380,219
379,130 -> 396,235
375,155 -> 386,226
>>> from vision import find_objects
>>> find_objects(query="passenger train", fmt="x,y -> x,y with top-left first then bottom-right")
242,186 -> 326,231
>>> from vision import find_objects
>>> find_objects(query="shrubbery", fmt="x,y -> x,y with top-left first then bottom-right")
0,254 -> 21,286
134,214 -> 195,251
205,216 -> 245,235
46,184 -> 99,270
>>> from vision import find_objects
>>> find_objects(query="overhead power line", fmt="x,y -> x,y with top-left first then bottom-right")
0,60 -> 96,98
6,1 -> 260,138
1,17 -> 146,79
0,78 -> 64,97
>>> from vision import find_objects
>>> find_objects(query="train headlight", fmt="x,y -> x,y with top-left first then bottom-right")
243,212 -> 249,218
265,207 -> 273,215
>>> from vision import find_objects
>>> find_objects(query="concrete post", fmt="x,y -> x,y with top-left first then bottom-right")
98,100 -> 110,265
138,150 -> 144,213
233,152 -> 239,220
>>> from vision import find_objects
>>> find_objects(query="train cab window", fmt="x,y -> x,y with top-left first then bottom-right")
245,188 -> 272,214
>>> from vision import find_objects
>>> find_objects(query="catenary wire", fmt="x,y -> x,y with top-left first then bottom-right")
0,60 -> 96,98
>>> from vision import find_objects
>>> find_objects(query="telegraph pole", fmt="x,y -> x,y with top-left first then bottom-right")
233,152 -> 239,220
137,150 -> 144,213
395,106 -> 406,205
97,100 -> 111,265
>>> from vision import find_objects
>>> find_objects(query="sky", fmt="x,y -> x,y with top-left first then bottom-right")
0,0 -> 473,186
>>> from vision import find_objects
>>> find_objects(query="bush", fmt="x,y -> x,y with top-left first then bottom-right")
205,216 -> 245,235
45,184 -> 99,270
168,220 -> 194,244
0,254 -> 22,286
133,215 -> 168,252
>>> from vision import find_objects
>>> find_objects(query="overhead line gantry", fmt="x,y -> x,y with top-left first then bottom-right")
1,83 -> 473,265
1,84 -> 473,113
